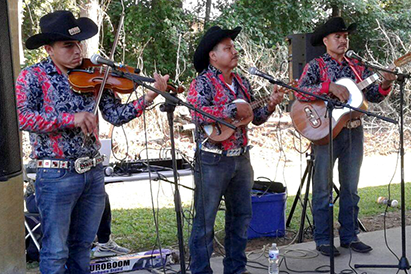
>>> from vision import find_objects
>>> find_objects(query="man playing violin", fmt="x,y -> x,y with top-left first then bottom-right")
296,17 -> 396,257
187,26 -> 284,274
16,11 -> 169,273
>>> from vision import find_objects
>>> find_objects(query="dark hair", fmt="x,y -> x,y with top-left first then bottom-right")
45,41 -> 57,47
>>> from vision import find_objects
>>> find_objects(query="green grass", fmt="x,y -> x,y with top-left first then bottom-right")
111,182 -> 411,252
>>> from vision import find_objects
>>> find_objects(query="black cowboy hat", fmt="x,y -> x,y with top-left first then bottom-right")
193,26 -> 242,73
26,10 -> 98,50
310,17 -> 357,47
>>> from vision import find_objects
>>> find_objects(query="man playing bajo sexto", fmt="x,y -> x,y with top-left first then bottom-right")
296,17 -> 396,256
187,26 -> 284,274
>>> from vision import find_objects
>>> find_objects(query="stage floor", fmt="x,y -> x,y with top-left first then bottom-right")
129,225 -> 411,274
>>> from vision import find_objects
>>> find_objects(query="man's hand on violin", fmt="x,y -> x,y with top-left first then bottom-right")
74,112 -> 97,135
267,85 -> 285,112
145,73 -> 170,103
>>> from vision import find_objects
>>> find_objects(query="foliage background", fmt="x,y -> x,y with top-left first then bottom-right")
19,0 -> 411,162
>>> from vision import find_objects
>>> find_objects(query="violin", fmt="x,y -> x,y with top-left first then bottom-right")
67,58 -> 184,94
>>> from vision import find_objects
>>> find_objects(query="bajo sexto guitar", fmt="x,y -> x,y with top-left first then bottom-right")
290,52 -> 411,145
203,81 -> 295,142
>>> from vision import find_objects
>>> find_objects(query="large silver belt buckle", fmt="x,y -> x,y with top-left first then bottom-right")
74,157 -> 92,174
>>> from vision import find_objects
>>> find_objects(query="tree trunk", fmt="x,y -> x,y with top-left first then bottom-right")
331,4 -> 341,17
78,0 -> 100,58
204,0 -> 212,29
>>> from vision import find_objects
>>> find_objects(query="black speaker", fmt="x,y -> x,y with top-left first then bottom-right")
288,33 -> 326,80
0,0 -> 22,181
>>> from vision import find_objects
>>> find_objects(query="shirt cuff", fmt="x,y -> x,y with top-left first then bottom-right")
378,84 -> 391,96
134,95 -> 153,110
320,80 -> 331,94
64,113 -> 76,128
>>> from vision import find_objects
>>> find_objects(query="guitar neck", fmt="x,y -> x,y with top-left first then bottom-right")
250,95 -> 271,110
357,73 -> 379,91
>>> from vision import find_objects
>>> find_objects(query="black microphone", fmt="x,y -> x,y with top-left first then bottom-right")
345,50 -> 367,62
90,54 -> 124,68
248,67 -> 277,84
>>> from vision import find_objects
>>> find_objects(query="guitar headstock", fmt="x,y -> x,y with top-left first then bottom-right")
394,52 -> 411,68
166,83 -> 185,94
276,79 -> 298,94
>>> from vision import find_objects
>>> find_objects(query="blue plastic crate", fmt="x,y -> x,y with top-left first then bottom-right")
247,191 -> 286,239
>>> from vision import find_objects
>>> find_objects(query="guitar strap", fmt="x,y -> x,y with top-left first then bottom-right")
317,56 -> 363,83
233,73 -> 251,102
343,56 -> 363,82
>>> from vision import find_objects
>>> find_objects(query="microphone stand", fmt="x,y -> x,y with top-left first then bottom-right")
352,61 -> 411,272
265,79 -> 397,274
116,69 -> 236,274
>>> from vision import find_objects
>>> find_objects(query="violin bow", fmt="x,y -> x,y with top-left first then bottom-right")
82,0 -> 125,146
92,0 -> 125,116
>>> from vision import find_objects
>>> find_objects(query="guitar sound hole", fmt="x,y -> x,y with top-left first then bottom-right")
304,106 -> 321,128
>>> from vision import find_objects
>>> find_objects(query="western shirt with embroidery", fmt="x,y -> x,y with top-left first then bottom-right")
16,57 -> 150,160
187,65 -> 272,151
297,53 -> 391,103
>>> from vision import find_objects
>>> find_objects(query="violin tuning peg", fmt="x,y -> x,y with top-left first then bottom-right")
134,68 -> 141,74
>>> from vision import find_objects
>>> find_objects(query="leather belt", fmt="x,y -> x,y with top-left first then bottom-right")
201,146 -> 251,157
37,154 -> 105,174
345,118 -> 362,129
37,159 -> 70,169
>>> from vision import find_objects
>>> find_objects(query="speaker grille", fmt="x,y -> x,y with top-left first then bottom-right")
0,0 -> 22,181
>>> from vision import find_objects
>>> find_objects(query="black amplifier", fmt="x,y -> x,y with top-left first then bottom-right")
111,158 -> 192,174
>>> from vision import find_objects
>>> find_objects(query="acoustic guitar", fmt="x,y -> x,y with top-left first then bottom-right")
203,82 -> 295,142
290,52 -> 411,145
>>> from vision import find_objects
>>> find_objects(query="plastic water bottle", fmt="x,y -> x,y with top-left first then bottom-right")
268,243 -> 279,274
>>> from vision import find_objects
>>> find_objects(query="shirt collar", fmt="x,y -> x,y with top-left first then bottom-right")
41,57 -> 63,75
205,64 -> 223,77
322,52 -> 348,65
205,64 -> 238,80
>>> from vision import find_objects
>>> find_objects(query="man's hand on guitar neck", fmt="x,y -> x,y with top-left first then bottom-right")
380,65 -> 397,90
329,82 -> 350,102
267,85 -> 285,112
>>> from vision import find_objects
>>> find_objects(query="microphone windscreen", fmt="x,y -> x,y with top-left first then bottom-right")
345,50 -> 354,58
249,67 -> 257,75
90,54 -> 100,65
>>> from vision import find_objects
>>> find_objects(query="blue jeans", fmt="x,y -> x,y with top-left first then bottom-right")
35,163 -> 106,274
312,126 -> 363,246
189,151 -> 254,274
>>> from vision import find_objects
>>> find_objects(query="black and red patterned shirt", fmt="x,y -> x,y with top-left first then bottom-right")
187,65 -> 272,150
16,57 -> 149,160
297,53 -> 391,102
